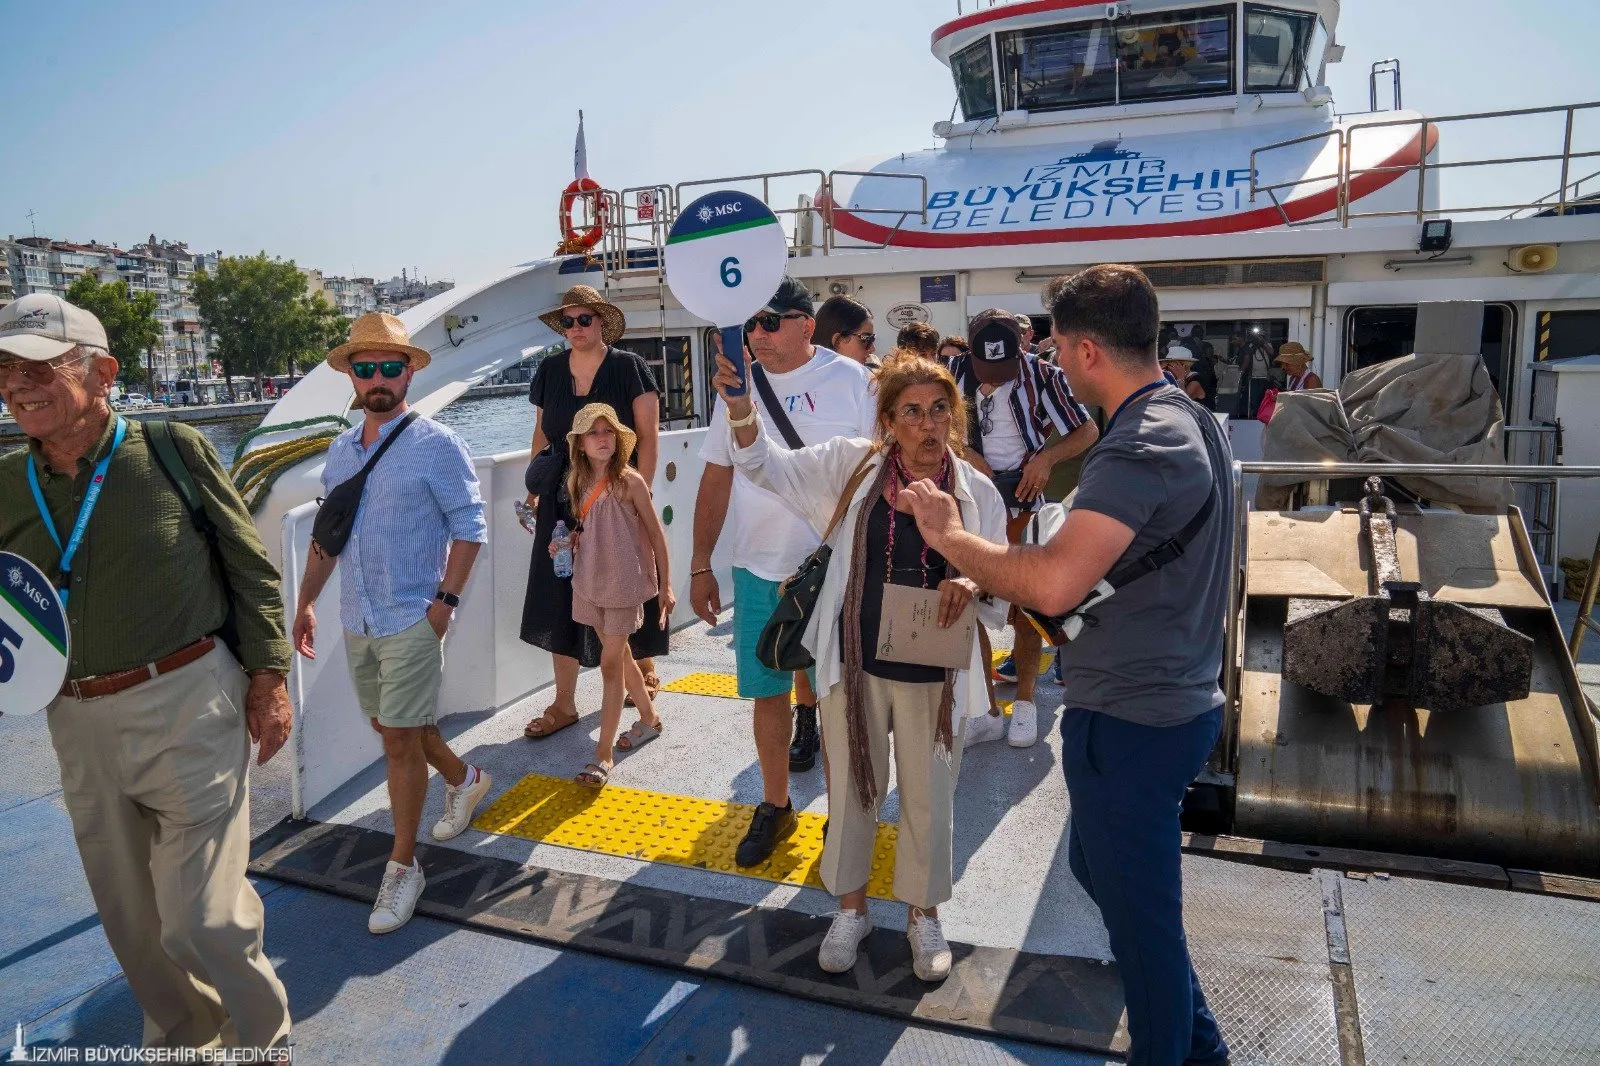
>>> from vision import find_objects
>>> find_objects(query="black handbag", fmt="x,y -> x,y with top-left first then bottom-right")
756,454 -> 877,671
525,442 -> 565,497
311,413 -> 418,557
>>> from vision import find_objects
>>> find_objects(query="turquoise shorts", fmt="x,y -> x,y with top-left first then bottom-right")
732,567 -> 816,700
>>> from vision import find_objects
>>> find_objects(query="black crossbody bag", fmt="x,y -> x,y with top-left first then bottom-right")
750,363 -> 805,449
311,413 -> 418,557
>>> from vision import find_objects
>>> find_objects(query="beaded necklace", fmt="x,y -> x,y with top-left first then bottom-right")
882,446 -> 953,587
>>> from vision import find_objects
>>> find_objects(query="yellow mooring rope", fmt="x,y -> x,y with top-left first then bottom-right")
229,415 -> 351,513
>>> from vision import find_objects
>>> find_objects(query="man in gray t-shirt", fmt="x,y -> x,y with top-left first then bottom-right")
903,265 -> 1233,1066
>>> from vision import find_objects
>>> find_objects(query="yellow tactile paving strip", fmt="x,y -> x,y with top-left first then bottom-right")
473,773 -> 900,900
661,664 -> 1046,715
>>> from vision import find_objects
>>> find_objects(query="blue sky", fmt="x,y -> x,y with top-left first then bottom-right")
3,0 -> 1595,284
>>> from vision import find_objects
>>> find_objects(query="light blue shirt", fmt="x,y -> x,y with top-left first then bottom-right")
321,413 -> 488,638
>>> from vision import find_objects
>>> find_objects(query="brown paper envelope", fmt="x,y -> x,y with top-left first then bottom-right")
874,584 -> 975,671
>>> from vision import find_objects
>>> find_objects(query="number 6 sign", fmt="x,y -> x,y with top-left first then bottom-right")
665,190 -> 789,398
0,551 -> 70,715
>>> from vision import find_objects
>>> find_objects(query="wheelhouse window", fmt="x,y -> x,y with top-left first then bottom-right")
951,38 -> 998,121
996,6 -> 1233,114
1244,5 -> 1320,92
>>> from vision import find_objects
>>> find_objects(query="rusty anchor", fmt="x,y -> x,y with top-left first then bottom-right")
1280,477 -> 1535,711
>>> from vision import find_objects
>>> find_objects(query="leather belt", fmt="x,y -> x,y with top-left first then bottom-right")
61,636 -> 217,701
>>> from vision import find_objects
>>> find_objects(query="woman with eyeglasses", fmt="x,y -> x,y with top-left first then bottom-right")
711,348 -> 1008,983
519,285 -> 667,742
814,294 -> 879,369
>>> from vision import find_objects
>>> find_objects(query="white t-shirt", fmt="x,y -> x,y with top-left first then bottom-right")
701,347 -> 877,581
977,379 -> 1026,472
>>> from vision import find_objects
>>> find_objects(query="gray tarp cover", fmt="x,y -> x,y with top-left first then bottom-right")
1256,352 -> 1510,509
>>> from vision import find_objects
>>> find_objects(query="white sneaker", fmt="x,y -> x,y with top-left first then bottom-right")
907,910 -> 953,982
1007,700 -> 1038,748
369,859 -> 425,934
432,766 -> 493,841
818,910 -> 873,974
963,712 -> 1006,746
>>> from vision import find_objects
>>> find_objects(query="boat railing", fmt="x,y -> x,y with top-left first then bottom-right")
1251,100 -> 1600,227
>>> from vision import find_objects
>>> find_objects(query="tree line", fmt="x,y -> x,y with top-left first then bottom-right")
66,253 -> 348,400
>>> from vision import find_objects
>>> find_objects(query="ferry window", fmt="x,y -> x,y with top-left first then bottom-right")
1243,6 -> 1317,92
1535,309 -> 1600,362
1162,318 -> 1288,419
1116,7 -> 1235,102
613,335 -> 695,426
1345,304 -> 1516,400
999,22 -> 1116,112
951,38 -> 998,121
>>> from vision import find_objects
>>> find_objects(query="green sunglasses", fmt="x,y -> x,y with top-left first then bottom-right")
351,360 -> 407,380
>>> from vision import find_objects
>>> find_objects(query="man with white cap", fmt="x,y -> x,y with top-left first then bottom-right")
0,294 -> 293,1049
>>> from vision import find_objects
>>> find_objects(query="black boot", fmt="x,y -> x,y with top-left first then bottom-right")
789,704 -> 819,772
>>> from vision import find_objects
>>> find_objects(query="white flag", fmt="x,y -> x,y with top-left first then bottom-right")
573,110 -> 589,180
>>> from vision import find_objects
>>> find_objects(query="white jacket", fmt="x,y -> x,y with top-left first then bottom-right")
729,431 -> 1010,719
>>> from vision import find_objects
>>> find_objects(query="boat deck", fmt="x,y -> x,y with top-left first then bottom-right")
5,604 -> 1600,1064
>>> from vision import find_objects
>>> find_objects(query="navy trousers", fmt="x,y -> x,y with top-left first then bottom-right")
1061,706 -> 1228,1066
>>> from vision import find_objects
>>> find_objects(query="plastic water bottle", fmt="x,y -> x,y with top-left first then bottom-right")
552,520 -> 574,579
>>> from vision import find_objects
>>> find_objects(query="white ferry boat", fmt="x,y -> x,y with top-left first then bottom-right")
12,1 -> 1600,1061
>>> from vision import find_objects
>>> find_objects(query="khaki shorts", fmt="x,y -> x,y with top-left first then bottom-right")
344,618 -> 444,728
572,591 -> 644,636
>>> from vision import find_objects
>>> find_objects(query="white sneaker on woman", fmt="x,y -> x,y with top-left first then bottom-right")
433,765 -> 493,840
818,910 -> 873,973
907,909 -> 952,981
369,859 -> 425,934
1007,700 -> 1038,748
964,712 -> 1006,746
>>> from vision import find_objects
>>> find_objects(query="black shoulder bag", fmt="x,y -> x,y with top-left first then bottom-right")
145,421 -> 243,662
750,363 -> 805,450
756,454 -> 877,671
311,412 -> 418,557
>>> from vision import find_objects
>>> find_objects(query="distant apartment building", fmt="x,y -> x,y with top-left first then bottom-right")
302,268 -> 376,321
374,269 -> 453,314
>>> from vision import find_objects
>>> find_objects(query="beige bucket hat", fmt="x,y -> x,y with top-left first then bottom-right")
539,285 -> 626,346
566,402 -> 637,467
328,312 -> 431,372
1274,341 -> 1312,367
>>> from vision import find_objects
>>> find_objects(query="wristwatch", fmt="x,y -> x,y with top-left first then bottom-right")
435,590 -> 461,609
727,405 -> 758,429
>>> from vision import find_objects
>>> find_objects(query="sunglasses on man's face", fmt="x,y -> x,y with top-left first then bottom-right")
351,360 -> 407,380
560,313 -> 596,330
745,311 -> 808,334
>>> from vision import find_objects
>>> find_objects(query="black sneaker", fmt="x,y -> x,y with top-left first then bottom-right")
789,704 -> 819,772
736,800 -> 796,867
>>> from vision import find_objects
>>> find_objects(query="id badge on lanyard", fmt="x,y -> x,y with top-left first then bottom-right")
25,415 -> 128,608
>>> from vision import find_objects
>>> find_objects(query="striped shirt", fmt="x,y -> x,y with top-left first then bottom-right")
949,351 -> 1092,470
322,413 -> 487,638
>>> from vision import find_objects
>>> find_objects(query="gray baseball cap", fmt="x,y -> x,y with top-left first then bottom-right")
0,294 -> 110,361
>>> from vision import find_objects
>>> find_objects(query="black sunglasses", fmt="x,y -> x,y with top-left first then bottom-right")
351,360 -> 407,380
559,313 -> 596,330
845,330 -> 877,346
745,311 -> 808,334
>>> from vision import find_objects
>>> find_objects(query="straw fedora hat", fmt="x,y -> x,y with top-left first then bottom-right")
328,312 -> 431,373
539,285 -> 626,346
1162,345 -> 1197,365
566,402 -> 637,467
1274,341 -> 1312,367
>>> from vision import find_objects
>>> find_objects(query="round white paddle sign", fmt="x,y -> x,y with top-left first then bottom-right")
0,551 -> 70,715
665,190 -> 790,397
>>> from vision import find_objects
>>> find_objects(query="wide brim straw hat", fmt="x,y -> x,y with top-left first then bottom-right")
328,312 -> 431,372
539,285 -> 626,346
1274,341 -> 1312,366
566,402 -> 637,468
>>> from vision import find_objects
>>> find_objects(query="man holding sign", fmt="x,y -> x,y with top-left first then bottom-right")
0,294 -> 293,1051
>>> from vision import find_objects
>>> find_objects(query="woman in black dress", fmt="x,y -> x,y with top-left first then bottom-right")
520,285 -> 667,739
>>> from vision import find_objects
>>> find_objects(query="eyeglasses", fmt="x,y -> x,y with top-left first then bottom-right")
745,311 -> 808,334
844,330 -> 877,347
979,393 -> 996,435
559,313 -> 596,330
0,352 -> 93,390
350,360 -> 407,380
896,399 -> 954,426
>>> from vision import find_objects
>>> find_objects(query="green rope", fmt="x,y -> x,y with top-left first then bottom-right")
232,414 -> 351,466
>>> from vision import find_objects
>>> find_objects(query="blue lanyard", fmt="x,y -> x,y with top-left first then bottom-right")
1106,380 -> 1169,435
26,415 -> 128,607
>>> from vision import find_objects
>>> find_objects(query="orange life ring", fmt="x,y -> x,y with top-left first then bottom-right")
560,178 -> 607,250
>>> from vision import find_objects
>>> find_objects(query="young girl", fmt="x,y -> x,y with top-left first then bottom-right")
559,403 -> 674,785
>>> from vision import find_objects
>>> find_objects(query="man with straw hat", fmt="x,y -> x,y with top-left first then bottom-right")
292,312 -> 492,935
1273,341 -> 1321,392
1160,344 -> 1209,404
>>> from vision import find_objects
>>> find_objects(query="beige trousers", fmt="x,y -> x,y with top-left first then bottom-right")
47,645 -> 291,1049
819,673 -> 964,910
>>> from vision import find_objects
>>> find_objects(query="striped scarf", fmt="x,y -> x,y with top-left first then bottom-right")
839,444 -> 959,811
